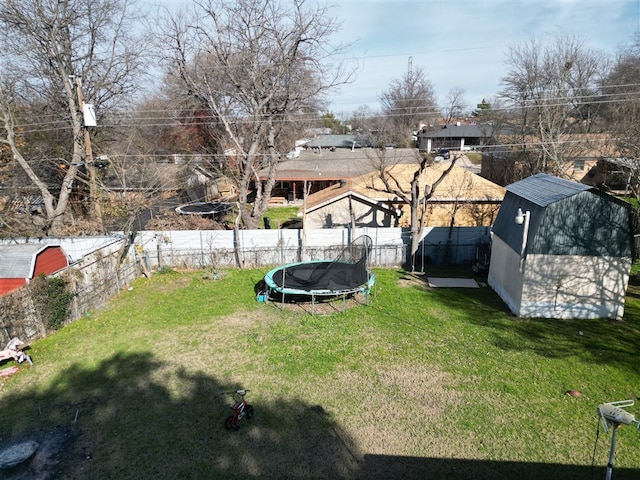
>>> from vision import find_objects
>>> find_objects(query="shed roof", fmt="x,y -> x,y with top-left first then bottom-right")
493,173 -> 633,258
506,173 -> 591,207
0,244 -> 61,278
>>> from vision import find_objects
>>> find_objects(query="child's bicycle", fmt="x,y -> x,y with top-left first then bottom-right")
224,389 -> 254,431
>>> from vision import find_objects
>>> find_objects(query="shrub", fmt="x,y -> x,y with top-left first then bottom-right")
30,275 -> 74,330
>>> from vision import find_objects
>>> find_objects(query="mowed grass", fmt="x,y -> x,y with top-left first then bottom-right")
1,267 -> 639,479
261,205 -> 300,228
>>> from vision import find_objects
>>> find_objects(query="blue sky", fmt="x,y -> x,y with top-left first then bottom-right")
328,0 -> 640,116
154,0 -> 640,117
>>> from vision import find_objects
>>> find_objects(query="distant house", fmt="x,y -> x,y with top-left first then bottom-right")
581,156 -> 637,193
417,124 -> 498,153
258,147 -> 419,203
183,166 -> 237,203
481,133 -> 615,186
0,244 -> 69,296
301,161 -> 505,229
303,134 -> 372,151
488,173 -> 634,319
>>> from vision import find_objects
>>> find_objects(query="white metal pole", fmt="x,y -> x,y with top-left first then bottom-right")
519,210 -> 530,273
605,426 -> 618,480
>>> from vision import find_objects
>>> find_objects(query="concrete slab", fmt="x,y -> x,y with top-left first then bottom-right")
427,277 -> 479,288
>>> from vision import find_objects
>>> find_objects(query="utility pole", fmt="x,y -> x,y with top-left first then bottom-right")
73,77 -> 103,232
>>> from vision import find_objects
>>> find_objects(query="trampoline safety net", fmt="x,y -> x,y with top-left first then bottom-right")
270,235 -> 373,292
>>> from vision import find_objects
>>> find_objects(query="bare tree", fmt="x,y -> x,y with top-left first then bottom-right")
601,35 -> 640,199
442,87 -> 467,124
0,0 -> 149,235
96,92 -> 223,233
500,32 -> 607,178
349,105 -> 375,132
99,152 -> 193,233
159,0 -> 354,229
379,61 -> 439,146
367,149 -> 458,271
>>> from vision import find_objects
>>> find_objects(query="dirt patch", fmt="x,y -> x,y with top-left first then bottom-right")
0,426 -> 76,480
397,273 -> 430,290
264,293 -> 372,315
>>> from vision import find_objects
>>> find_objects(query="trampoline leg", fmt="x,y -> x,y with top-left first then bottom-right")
364,288 -> 373,306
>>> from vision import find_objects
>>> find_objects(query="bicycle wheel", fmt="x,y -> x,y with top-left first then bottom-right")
245,404 -> 254,420
225,415 -> 238,430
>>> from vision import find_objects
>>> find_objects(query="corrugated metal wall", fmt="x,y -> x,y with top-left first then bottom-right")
411,226 -> 492,268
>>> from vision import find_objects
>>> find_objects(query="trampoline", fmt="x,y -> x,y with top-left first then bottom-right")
175,202 -> 232,219
261,235 -> 375,309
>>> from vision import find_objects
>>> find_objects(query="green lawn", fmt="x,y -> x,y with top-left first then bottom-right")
261,206 -> 300,228
1,267 -> 639,479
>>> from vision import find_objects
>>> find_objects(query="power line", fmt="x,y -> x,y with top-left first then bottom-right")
7,77 -> 640,135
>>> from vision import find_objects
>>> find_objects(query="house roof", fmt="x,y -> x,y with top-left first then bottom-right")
264,148 -> 422,181
0,244 -> 61,278
418,124 -> 498,139
358,162 -> 505,202
484,133 -> 617,159
303,186 -> 399,215
303,160 -> 506,210
303,134 -> 372,149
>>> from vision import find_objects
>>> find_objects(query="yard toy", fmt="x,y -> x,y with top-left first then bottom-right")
0,338 -> 33,366
224,390 -> 253,431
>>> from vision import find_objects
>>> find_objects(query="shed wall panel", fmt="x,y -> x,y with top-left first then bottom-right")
488,235 -> 524,315
520,254 -> 630,319
32,247 -> 68,277
0,278 -> 27,296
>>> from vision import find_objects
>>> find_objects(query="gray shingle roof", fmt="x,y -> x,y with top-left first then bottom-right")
303,134 -> 372,149
261,148 -> 421,181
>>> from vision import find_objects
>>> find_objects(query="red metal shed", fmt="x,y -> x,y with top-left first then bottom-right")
0,244 -> 69,296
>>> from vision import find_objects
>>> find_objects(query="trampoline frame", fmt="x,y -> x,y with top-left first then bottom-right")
174,201 -> 232,217
262,260 -> 376,313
